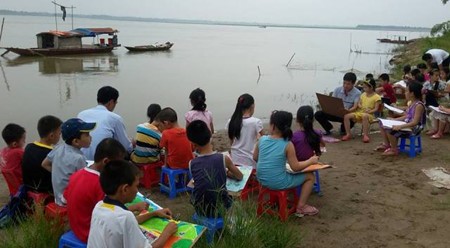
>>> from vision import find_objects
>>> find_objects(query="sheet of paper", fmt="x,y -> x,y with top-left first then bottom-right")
378,118 -> 411,132
384,103 -> 404,114
226,165 -> 253,193
131,193 -> 206,248
286,163 -> 332,174
429,106 -> 450,115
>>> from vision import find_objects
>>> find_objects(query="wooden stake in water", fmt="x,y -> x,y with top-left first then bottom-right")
257,66 -> 261,84
286,53 -> 295,67
0,17 -> 5,44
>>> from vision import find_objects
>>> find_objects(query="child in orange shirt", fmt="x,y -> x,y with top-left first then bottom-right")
157,108 -> 194,169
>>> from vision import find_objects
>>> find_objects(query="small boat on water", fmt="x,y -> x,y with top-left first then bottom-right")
124,42 -> 174,52
377,35 -> 416,45
1,28 -> 120,57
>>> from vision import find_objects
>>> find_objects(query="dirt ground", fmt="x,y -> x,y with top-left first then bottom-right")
0,125 -> 449,248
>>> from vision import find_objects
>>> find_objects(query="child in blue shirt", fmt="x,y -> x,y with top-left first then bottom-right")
42,118 -> 95,206
254,110 -> 319,217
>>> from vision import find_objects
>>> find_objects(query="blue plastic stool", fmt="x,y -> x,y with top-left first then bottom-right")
159,166 -> 192,199
313,170 -> 322,195
398,135 -> 422,158
296,170 -> 322,197
59,231 -> 87,248
192,213 -> 224,243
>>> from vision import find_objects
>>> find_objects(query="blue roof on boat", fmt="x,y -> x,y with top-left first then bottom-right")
70,28 -> 118,37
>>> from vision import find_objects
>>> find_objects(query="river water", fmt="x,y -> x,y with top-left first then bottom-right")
0,15 -> 426,146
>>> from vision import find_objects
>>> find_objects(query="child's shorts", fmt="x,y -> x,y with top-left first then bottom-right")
353,112 -> 375,122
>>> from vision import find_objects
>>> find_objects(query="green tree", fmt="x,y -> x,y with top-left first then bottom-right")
443,0 -> 448,4
431,20 -> 450,36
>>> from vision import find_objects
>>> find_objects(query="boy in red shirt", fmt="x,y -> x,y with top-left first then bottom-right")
376,73 -> 396,105
1,123 -> 26,195
64,138 -> 149,243
157,108 -> 194,169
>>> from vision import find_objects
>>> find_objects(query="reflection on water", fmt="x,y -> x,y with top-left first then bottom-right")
3,55 -> 119,105
0,61 -> 10,91
5,55 -> 119,74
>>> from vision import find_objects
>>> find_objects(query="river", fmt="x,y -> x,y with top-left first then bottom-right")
0,15 -> 426,146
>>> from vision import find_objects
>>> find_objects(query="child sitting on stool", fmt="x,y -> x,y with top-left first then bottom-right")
187,120 -> 243,218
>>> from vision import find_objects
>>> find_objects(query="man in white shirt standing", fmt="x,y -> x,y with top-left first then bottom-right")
422,49 -> 450,71
78,86 -> 133,160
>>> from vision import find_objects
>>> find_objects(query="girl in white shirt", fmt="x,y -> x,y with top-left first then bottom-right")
226,94 -> 263,167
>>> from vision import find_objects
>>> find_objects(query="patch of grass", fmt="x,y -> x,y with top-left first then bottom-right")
0,204 -> 65,248
195,201 -> 302,248
435,196 -> 450,210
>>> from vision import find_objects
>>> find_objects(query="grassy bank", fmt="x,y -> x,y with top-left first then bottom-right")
0,200 -> 301,248
391,32 -> 450,79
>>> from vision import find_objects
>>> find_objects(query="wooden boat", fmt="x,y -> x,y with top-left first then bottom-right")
1,28 -> 120,57
377,36 -> 416,45
124,42 -> 173,52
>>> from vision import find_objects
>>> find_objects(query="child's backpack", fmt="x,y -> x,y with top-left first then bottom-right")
0,185 -> 28,228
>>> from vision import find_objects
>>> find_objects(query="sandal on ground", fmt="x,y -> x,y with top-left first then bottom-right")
426,129 -> 437,135
362,135 -> 370,143
374,143 -> 390,151
431,133 -> 443,139
296,205 -> 319,217
341,134 -> 352,141
381,148 -> 399,156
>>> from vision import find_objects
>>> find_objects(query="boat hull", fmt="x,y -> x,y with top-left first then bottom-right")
4,46 -> 114,56
124,43 -> 173,52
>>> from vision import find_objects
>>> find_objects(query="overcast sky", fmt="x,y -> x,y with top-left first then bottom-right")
2,0 -> 450,27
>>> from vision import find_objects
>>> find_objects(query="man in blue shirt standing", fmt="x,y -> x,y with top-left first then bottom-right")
78,86 -> 133,160
314,72 -> 361,135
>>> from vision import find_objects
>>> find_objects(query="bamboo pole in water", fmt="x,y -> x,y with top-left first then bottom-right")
0,18 -> 5,44
286,53 -> 295,67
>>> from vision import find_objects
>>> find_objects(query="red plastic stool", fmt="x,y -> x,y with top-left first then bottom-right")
45,202 -> 68,221
139,161 -> 164,188
256,186 -> 299,221
27,191 -> 52,205
240,169 -> 259,200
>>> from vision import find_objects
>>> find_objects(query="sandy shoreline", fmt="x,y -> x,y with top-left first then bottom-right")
1,121 -> 449,247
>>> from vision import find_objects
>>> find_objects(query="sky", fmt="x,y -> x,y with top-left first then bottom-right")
2,0 -> 450,27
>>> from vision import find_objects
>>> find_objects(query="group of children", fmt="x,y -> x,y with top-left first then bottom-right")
337,52 -> 450,155
0,86 -> 327,246
3,60 -> 446,244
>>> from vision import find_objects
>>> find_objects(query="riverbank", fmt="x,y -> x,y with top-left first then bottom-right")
390,32 -> 450,79
2,122 -> 450,247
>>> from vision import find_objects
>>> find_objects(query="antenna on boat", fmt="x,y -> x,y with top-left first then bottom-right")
51,1 -> 76,30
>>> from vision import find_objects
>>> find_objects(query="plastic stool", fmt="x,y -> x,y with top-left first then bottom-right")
297,171 -> 322,197
45,202 -> 68,220
159,166 -> 192,199
59,231 -> 87,248
398,135 -> 422,158
313,171 -> 322,195
139,161 -> 164,188
192,213 -> 224,243
256,186 -> 299,221
240,169 -> 259,200
27,191 -> 52,205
